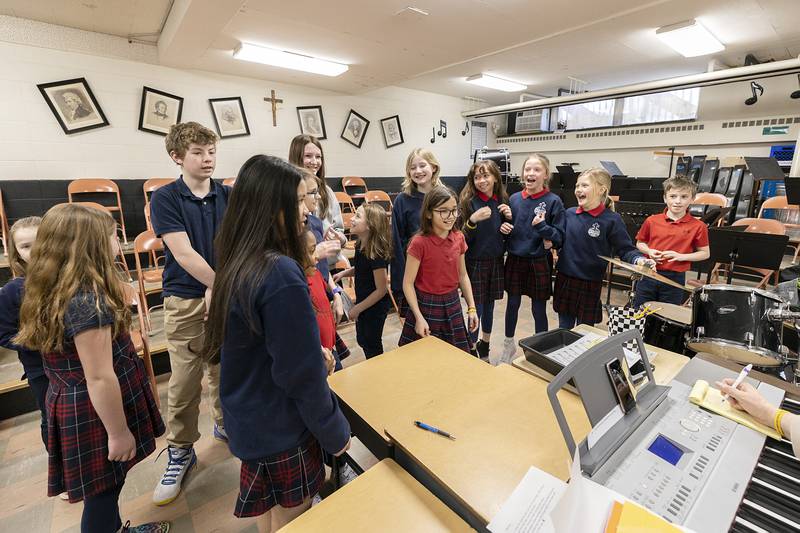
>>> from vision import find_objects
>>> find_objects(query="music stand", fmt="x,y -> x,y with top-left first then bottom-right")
706,226 -> 789,284
601,160 -> 626,178
784,178 -> 800,206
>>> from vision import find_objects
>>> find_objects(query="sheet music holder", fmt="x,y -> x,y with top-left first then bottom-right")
784,177 -> 800,206
744,156 -> 785,181
600,160 -> 626,177
706,226 -> 788,284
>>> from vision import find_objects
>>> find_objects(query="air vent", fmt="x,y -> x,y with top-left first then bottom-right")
722,116 -> 800,128
497,134 -> 567,144
575,124 -> 705,139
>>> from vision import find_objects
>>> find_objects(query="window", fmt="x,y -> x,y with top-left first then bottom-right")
620,88 -> 699,126
555,99 -> 615,130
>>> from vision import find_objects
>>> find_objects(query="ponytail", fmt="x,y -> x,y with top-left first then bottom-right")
604,194 -> 615,212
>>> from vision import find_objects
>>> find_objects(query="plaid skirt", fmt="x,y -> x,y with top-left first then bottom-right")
504,254 -> 552,300
399,289 -> 471,353
234,436 -> 325,518
334,332 -> 350,361
46,336 -> 165,502
552,272 -> 604,325
466,256 -> 504,306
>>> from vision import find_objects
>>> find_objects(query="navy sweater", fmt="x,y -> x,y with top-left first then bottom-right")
219,255 -> 350,460
463,196 -> 506,260
307,214 -> 330,281
507,191 -> 565,257
390,191 -> 424,293
556,206 -> 644,281
0,278 -> 44,380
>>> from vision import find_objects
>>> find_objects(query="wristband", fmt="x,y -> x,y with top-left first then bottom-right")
775,408 -> 788,437
465,220 -> 477,229
467,306 -> 477,313
332,287 -> 343,296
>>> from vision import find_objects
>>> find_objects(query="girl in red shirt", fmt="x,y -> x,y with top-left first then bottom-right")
399,186 -> 479,353
305,231 -> 337,374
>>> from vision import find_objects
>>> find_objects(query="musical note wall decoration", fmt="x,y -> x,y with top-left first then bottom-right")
461,121 -> 469,136
437,120 -> 447,138
430,127 -> 436,144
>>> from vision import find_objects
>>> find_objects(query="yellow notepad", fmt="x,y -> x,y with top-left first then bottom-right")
615,501 -> 683,533
688,380 -> 780,440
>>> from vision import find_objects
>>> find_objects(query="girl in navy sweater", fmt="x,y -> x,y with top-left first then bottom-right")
391,148 -> 442,318
458,160 -> 509,360
204,155 -> 350,530
501,154 -> 565,364
554,168 -> 655,328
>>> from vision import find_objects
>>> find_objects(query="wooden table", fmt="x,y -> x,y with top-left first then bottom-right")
278,459 -> 473,532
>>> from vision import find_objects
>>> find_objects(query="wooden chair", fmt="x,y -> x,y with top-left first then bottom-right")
122,284 -> 159,407
342,177 -> 368,202
0,188 -> 9,257
223,177 -> 236,187
132,230 -> 165,336
335,191 -> 356,214
709,217 -> 787,287
142,177 -> 175,208
144,203 -> 152,231
341,212 -> 356,242
364,190 -> 393,212
758,195 -> 800,263
691,192 -> 728,226
68,178 -> 128,243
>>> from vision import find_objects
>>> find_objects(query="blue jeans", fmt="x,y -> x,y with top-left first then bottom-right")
633,271 -> 686,308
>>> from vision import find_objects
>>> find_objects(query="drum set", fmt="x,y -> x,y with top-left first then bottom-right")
603,256 -> 800,384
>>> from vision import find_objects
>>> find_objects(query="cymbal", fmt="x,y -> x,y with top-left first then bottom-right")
599,255 -> 692,291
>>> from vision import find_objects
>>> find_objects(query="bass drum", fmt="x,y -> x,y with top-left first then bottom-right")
642,302 -> 694,356
688,284 -> 785,366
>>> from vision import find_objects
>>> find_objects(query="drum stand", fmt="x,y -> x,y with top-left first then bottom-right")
627,274 -> 641,308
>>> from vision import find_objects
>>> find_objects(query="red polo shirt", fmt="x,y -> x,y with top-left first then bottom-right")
636,211 -> 709,272
307,269 -> 335,349
407,230 -> 468,294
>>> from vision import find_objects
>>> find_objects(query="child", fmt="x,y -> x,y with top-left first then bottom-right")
633,175 -> 709,308
501,154 -> 565,363
15,204 -> 166,532
149,122 -> 229,505
457,161 -> 510,361
334,204 -> 392,358
305,230 -> 339,373
391,148 -> 442,317
399,185 -> 479,353
203,155 -> 350,530
0,218 -> 48,448
554,168 -> 655,329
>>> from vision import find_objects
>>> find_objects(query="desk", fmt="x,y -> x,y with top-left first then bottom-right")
278,459 -> 473,532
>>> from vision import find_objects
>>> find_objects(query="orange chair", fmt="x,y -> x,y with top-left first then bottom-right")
143,177 -> 175,208
709,217 -> 787,287
0,188 -> 9,257
341,211 -> 356,242
122,284 -> 159,407
223,177 -> 236,187
342,177 -> 368,201
335,191 -> 356,214
758,195 -> 800,263
144,203 -> 152,231
68,178 -> 128,243
132,230 -> 165,335
364,190 -> 393,213
691,192 -> 728,226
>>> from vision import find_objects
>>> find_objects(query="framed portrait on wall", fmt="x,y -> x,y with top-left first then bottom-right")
209,97 -> 250,138
380,115 -> 404,148
296,105 -> 327,139
37,77 -> 109,134
341,109 -> 369,148
138,86 -> 183,136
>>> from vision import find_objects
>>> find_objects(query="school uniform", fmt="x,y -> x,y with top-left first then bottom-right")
45,291 -> 164,502
353,246 -> 391,358
390,190 -> 424,315
633,211 -> 708,307
554,204 -> 643,325
463,193 -> 506,306
0,277 -> 48,447
150,176 -> 229,447
399,231 -> 471,353
219,255 -> 350,517
307,268 -> 343,371
504,189 -> 565,300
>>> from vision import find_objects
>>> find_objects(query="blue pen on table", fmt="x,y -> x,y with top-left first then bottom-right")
722,364 -> 753,403
414,420 -> 456,440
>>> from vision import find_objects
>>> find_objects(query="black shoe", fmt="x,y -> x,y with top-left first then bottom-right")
476,339 -> 490,361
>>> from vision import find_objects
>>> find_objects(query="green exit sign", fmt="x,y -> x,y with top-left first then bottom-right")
762,126 -> 790,135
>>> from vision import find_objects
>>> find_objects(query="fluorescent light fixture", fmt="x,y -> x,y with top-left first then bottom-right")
233,43 -> 349,77
466,73 -> 527,92
656,20 -> 724,58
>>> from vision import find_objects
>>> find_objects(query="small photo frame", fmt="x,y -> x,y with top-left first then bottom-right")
37,77 -> 109,135
209,97 -> 250,138
380,115 -> 404,148
341,109 -> 369,148
297,105 -> 326,139
138,86 -> 183,136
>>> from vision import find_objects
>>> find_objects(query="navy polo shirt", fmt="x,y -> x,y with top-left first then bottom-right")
150,177 -> 230,299
0,277 -> 45,380
353,247 -> 390,309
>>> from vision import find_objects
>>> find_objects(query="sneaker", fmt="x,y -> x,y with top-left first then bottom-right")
213,424 -> 228,443
500,337 -> 516,365
311,493 -> 323,506
152,446 -> 196,506
58,492 -> 70,501
475,339 -> 490,361
121,520 -> 170,533
338,463 -> 359,486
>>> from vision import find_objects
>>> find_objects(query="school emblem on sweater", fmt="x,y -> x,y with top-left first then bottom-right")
588,222 -> 601,238
534,202 -> 547,217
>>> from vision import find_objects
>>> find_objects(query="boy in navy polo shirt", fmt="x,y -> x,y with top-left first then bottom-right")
633,176 -> 709,308
150,122 -> 230,506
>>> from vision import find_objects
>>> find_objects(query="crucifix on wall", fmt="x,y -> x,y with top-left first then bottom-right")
264,89 -> 283,127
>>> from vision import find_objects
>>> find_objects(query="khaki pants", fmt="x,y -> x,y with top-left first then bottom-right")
164,295 -> 223,447
257,499 -> 312,533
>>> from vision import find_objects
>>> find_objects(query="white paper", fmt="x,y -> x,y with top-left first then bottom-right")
587,404 -> 624,449
487,467 -> 566,533
551,450 -> 617,533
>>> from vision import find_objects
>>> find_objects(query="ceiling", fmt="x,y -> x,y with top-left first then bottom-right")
3,0 -> 800,105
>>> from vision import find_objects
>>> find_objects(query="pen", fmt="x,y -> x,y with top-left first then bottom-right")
414,420 -> 456,440
722,364 -> 753,403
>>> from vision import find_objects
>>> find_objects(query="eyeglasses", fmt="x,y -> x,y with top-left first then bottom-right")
433,208 -> 459,219
306,189 -> 319,197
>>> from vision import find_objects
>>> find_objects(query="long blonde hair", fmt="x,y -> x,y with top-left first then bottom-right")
579,167 -> 615,211
521,153 -> 552,187
8,216 -> 42,277
357,204 -> 392,261
15,204 -> 130,353
402,148 -> 441,194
